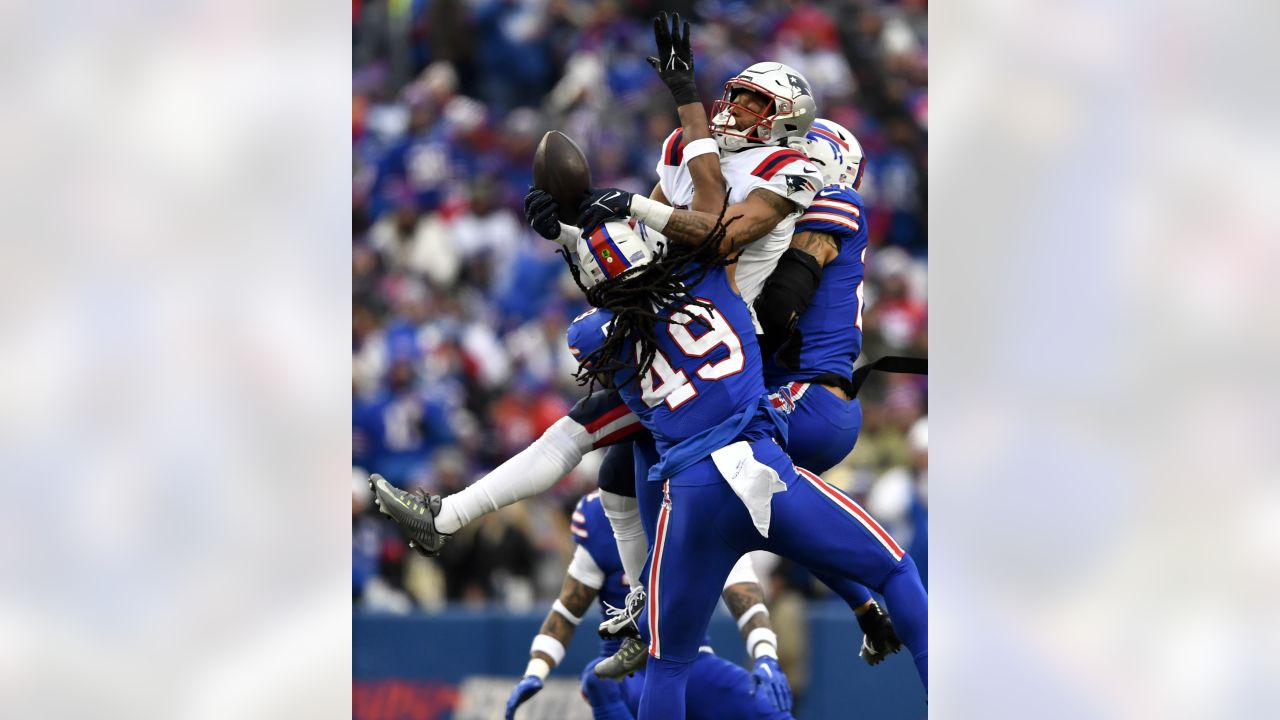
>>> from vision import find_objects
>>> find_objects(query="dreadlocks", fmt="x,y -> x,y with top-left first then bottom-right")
562,199 -> 740,394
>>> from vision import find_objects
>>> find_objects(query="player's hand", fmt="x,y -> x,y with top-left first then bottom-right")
524,186 -> 563,240
646,11 -> 699,106
577,187 -> 634,236
750,656 -> 793,712
856,601 -> 903,666
504,675 -> 544,719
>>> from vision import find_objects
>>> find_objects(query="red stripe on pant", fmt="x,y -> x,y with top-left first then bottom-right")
648,480 -> 671,658
797,467 -> 905,560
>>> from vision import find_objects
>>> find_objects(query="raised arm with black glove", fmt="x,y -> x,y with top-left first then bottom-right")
646,11 -> 699,106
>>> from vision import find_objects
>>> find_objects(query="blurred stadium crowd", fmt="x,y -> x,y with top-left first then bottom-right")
352,0 -> 928,621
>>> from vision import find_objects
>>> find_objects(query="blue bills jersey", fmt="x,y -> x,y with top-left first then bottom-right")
571,491 -> 631,613
567,267 -> 767,458
763,183 -> 869,384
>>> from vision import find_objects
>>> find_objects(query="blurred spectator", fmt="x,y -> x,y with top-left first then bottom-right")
353,0 -> 928,608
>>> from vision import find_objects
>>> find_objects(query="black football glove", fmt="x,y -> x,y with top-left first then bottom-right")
646,11 -> 699,106
856,601 -> 904,666
577,187 -> 634,236
524,186 -> 563,240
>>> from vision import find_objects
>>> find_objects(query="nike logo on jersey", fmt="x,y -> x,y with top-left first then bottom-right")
819,188 -> 842,197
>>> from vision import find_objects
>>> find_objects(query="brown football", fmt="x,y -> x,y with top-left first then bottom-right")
532,130 -> 592,224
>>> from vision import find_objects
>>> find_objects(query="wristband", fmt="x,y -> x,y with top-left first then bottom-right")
552,599 -> 582,626
628,194 -> 674,233
683,137 -> 718,162
746,627 -> 779,659
523,657 -> 552,681
530,633 -> 566,666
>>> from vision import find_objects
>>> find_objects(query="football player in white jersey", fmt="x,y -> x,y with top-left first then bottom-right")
571,60 -> 825,327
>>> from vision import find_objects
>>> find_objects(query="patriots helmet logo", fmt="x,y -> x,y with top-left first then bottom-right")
786,73 -> 812,98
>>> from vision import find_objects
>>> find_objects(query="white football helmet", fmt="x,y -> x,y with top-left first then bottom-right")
795,118 -> 866,189
576,219 -> 655,287
710,62 -> 818,152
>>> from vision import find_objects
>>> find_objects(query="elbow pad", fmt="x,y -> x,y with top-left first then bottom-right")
754,248 -> 823,359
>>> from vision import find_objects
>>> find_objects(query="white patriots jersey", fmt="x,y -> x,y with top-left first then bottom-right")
653,129 -> 823,332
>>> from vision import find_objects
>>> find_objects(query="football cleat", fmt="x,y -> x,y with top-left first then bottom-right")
593,634 -> 649,680
369,474 -> 450,557
598,584 -> 646,638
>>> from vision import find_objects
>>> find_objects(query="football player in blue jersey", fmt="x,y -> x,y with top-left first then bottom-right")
555,202 -> 926,720
504,491 -> 792,720
758,118 -> 871,476
753,119 -> 911,665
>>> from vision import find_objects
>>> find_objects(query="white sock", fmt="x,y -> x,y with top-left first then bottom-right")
600,490 -> 648,592
437,416 -> 588,534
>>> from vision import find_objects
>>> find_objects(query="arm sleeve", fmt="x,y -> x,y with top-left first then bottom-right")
754,247 -> 823,360
566,544 -> 606,589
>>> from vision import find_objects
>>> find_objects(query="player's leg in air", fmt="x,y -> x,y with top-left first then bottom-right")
750,439 -> 928,688
594,439 -> 651,636
369,387 -> 643,555
767,383 -> 904,664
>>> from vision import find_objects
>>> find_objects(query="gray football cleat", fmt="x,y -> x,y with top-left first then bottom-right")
593,634 -> 649,680
598,584 -> 646,638
369,474 -> 450,557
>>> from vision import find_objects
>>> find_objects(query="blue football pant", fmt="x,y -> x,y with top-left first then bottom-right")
632,430 -> 876,633
581,655 -> 793,720
770,383 -> 876,612
636,439 -> 928,720
770,381 -> 863,475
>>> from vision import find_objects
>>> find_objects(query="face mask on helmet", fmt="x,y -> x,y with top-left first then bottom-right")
710,62 -> 817,152
575,219 -> 655,288
796,118 -> 866,189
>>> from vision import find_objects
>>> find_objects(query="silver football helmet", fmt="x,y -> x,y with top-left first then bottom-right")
710,62 -> 818,152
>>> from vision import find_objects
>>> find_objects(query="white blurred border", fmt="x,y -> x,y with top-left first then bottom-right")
933,0 -> 1280,717
0,2 -> 351,718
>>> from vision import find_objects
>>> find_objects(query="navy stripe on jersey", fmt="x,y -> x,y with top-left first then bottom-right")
751,149 -> 806,180
663,129 -> 684,166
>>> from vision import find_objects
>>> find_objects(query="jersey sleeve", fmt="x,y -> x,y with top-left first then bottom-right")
795,186 -> 864,241
566,543 -> 606,589
745,148 -> 823,209
723,552 -> 760,588
654,128 -> 687,207
660,128 -> 685,168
